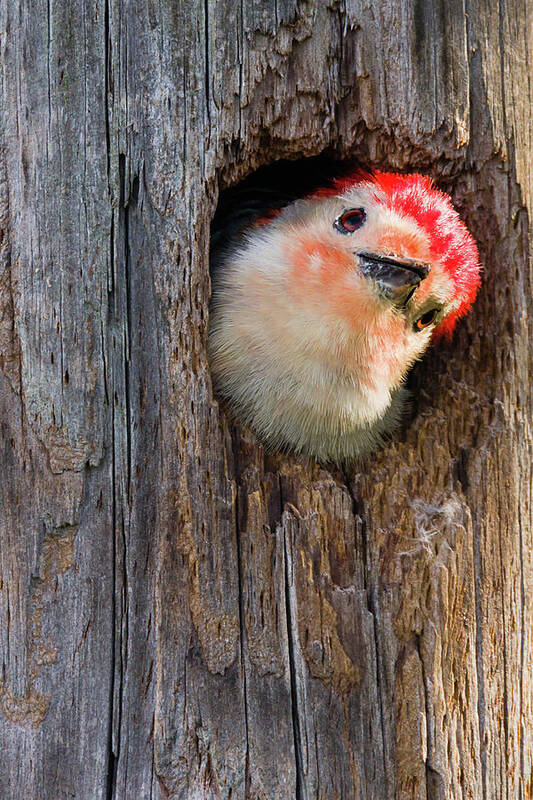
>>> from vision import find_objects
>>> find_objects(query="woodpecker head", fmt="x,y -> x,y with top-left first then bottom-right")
209,171 -> 481,464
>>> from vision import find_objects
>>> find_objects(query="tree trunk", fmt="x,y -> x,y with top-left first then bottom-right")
1,1 -> 531,798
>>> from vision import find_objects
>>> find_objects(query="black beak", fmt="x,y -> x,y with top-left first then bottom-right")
357,251 -> 431,307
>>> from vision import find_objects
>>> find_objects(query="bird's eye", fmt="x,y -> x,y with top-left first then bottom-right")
414,308 -> 439,331
334,208 -> 366,234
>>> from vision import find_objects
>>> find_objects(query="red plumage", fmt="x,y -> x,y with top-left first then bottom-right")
311,171 -> 481,339
373,173 -> 480,338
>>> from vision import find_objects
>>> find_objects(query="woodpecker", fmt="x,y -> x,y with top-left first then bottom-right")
208,171 -> 481,464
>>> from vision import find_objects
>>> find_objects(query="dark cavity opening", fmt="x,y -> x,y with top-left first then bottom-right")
210,153 -> 364,269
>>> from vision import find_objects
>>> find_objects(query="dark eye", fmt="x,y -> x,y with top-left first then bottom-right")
414,308 -> 439,331
334,208 -> 366,234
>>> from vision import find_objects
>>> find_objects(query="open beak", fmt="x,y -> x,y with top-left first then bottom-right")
357,251 -> 431,308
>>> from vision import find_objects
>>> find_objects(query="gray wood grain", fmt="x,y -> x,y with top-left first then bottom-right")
1,0 -> 531,798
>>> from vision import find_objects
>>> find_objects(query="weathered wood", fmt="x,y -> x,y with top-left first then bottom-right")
1,1 -> 532,798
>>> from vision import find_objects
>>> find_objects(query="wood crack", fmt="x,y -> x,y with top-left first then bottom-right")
105,3 -> 122,797
283,514 -> 305,800
472,514 -> 488,800
342,467 -> 390,795
233,475 -> 251,796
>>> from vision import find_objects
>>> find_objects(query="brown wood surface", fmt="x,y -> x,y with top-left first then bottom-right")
0,1 -> 532,798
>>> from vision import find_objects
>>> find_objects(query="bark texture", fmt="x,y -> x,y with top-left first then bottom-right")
1,1 -> 532,799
